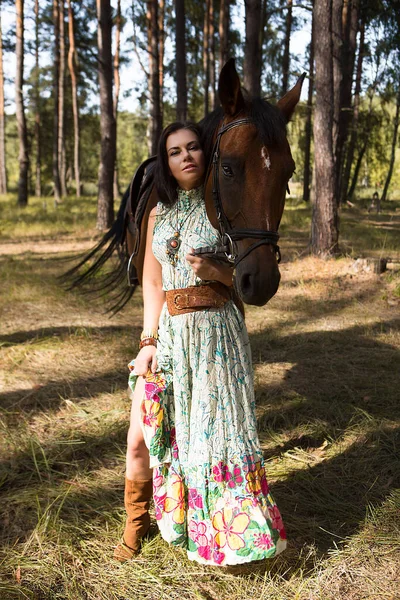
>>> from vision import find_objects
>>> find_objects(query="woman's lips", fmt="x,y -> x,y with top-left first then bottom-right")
183,164 -> 197,171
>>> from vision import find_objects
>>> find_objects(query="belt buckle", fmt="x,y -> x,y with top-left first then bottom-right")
174,293 -> 190,310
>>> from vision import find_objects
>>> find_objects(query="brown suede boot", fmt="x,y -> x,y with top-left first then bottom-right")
113,477 -> 153,561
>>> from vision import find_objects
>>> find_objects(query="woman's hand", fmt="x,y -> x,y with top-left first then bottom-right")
132,345 -> 158,376
186,249 -> 233,286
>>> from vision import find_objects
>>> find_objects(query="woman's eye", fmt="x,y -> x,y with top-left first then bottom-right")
189,145 -> 198,151
222,165 -> 233,177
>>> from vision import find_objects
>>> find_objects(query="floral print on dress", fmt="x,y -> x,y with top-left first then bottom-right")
128,188 -> 287,566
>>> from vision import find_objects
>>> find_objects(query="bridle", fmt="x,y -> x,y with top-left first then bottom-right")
195,118 -> 281,267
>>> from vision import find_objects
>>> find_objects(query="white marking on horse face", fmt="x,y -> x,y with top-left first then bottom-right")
261,146 -> 271,170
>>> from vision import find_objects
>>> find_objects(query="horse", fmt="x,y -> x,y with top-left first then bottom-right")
66,59 -> 304,312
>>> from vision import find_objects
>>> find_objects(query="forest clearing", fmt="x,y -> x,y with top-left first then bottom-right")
0,194 -> 399,600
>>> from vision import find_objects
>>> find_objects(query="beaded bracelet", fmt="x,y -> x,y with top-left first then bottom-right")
139,337 -> 157,350
140,329 -> 159,341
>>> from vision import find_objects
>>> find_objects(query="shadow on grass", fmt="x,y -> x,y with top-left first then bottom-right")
0,324 -> 133,347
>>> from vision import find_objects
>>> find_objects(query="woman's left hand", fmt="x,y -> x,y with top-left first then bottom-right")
186,249 -> 233,286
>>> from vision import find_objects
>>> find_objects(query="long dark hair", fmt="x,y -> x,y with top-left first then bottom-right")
154,121 -> 203,207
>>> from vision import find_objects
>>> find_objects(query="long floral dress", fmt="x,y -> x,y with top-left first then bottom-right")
128,186 -> 287,566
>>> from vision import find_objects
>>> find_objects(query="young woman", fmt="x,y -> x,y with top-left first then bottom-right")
114,122 -> 287,566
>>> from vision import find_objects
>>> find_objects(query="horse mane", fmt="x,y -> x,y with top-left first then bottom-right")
200,97 -> 287,167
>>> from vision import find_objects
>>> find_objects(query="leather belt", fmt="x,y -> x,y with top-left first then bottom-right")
165,282 -> 231,316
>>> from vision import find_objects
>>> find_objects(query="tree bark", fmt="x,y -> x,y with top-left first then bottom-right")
53,0 -> 61,202
311,0 -> 339,255
96,0 -> 116,230
146,0 -> 161,156
343,18 -> 364,201
244,0 -> 262,97
209,0 -> 216,110
336,0 -> 359,205
58,0 -> 67,197
303,11 -> 314,202
33,0 -> 41,197
15,0 -> 29,207
158,0 -> 165,124
219,0 -> 229,70
281,0 -> 293,96
0,4 -> 7,194
67,0 -> 80,197
203,0 -> 210,116
331,0 -> 343,163
381,88 -> 400,203
113,0 -> 121,200
175,0 -> 187,121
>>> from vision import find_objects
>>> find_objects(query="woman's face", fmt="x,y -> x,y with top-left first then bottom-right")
166,129 -> 205,190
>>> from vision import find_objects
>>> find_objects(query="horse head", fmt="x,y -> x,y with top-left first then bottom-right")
203,59 -> 304,306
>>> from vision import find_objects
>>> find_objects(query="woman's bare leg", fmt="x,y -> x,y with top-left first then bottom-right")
126,376 -> 152,480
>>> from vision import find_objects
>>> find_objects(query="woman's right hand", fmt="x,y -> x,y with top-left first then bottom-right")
132,345 -> 158,375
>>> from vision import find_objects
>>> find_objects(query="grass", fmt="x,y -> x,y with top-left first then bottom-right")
0,194 -> 399,600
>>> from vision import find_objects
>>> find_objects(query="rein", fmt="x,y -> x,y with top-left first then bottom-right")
194,118 -> 281,267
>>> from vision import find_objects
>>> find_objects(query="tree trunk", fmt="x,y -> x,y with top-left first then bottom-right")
331,0 -> 343,164
33,0 -> 41,197
311,0 -> 339,255
0,4 -> 7,194
158,0 -> 165,124
96,0 -> 116,230
113,0 -> 121,200
67,0 -> 80,197
203,0 -> 210,116
336,0 -> 359,205
15,0 -> 29,207
244,0 -> 262,97
342,18 -> 364,201
209,0 -> 216,110
303,10 -> 314,202
381,88 -> 400,203
281,0 -> 293,96
58,0 -> 67,197
53,0 -> 61,202
146,0 -> 162,156
219,0 -> 229,70
175,0 -> 187,121
347,141 -> 366,199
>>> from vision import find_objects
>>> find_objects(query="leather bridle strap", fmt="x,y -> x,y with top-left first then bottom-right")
195,118 -> 281,267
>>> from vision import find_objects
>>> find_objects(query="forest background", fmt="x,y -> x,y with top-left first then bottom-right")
2,0 -> 400,252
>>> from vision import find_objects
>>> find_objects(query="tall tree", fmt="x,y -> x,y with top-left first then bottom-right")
15,0 -> 29,206
67,0 -> 80,197
34,0 -> 41,197
219,0 -> 229,70
96,0 -> 116,230
158,0 -> 165,123
58,0 -> 67,197
209,0 -> 216,110
281,0 -> 293,96
303,11 -> 314,202
175,0 -> 187,121
0,2 -> 7,194
113,0 -> 121,200
311,0 -> 339,255
203,0 -> 211,116
244,0 -> 262,97
52,0 -> 62,202
146,0 -> 162,155
381,86 -> 400,202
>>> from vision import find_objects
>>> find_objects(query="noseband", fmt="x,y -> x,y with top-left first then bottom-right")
194,118 -> 281,267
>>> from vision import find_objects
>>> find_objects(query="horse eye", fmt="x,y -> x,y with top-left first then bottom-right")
222,164 -> 234,177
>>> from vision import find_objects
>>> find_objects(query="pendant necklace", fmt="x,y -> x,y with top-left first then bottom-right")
166,190 -> 200,267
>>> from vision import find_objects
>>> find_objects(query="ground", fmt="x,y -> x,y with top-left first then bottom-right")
0,194 -> 399,600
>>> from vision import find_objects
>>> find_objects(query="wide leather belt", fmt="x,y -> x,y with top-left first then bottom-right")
166,282 -> 231,316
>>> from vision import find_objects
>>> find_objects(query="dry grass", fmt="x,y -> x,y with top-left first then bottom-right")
0,195 -> 399,600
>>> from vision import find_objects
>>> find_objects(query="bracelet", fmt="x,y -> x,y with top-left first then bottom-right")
139,337 -> 157,350
140,328 -> 159,341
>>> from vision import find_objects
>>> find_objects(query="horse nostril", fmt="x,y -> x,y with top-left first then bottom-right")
240,273 -> 252,295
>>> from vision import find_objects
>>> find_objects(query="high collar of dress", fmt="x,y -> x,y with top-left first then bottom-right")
177,185 -> 204,210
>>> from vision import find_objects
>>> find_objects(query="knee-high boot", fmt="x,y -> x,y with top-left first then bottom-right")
114,477 -> 153,561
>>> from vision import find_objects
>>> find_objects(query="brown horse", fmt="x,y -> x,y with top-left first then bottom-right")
66,60 -> 304,311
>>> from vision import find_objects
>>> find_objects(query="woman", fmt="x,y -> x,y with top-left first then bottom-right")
114,122 -> 287,566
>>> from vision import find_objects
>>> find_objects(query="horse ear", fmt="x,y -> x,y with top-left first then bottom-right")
277,73 -> 306,122
218,58 -> 245,116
